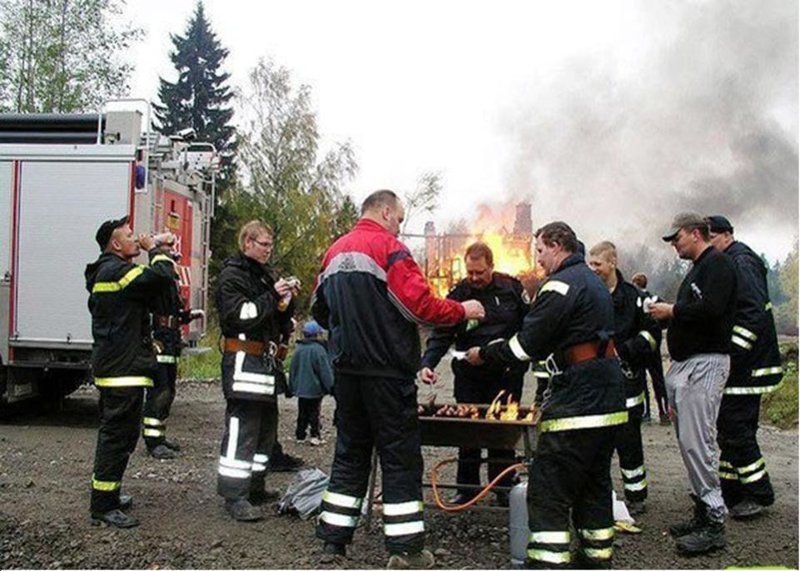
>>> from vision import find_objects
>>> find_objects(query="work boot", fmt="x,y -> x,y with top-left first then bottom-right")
386,549 -> 435,569
729,498 -> 765,520
148,444 -> 177,460
250,488 -> 281,505
224,498 -> 263,522
675,521 -> 726,555
319,542 -> 347,565
163,439 -> 181,452
118,495 -> 133,511
669,495 -> 706,537
627,500 -> 646,516
270,452 -> 305,472
91,509 -> 139,529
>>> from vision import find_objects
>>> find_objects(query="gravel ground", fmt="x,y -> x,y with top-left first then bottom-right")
0,367 -> 797,570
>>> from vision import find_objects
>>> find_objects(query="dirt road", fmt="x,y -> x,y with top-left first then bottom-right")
1,371 -> 797,569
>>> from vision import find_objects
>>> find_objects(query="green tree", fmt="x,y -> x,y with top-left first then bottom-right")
234,58 -> 358,312
0,0 -> 142,112
775,241 -> 798,334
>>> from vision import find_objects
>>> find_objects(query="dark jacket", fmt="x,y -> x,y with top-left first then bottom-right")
311,218 -> 465,379
289,339 -> 335,398
723,241 -> 783,393
84,249 -> 175,387
610,270 -> 660,410
215,254 -> 295,401
481,254 -> 627,432
150,273 -> 191,359
667,246 -> 737,361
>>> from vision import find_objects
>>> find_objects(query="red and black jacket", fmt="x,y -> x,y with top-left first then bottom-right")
311,218 -> 465,379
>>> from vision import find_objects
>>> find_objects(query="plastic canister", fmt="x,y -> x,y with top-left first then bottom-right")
509,479 -> 529,567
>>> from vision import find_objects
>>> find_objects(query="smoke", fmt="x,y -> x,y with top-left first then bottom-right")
498,0 -> 797,263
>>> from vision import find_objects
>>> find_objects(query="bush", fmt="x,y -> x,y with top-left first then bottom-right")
761,341 -> 799,429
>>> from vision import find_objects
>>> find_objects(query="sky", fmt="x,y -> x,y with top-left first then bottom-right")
122,0 -> 798,263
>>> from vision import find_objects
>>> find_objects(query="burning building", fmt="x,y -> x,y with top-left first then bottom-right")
422,201 -> 544,298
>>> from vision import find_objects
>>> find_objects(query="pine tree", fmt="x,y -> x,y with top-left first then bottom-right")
154,1 -> 236,194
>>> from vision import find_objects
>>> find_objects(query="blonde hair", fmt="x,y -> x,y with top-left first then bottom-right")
238,220 -> 273,252
589,240 -> 617,263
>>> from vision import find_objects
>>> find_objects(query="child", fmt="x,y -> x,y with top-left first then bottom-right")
289,320 -> 334,445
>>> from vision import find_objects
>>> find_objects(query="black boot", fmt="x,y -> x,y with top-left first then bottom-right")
669,494 -> 706,537
675,519 -> 726,555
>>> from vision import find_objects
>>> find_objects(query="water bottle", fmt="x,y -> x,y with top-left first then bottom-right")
509,479 -> 529,567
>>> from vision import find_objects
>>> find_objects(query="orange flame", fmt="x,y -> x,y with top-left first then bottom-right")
499,394 -> 519,421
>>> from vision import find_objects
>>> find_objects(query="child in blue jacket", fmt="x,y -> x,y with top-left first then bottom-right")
289,320 -> 334,445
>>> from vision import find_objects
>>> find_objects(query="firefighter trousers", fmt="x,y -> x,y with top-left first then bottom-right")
614,409 -> 647,503
217,398 -> 278,500
526,426 -> 617,569
717,393 -> 774,507
143,362 -> 177,449
644,350 -> 668,417
90,386 -> 144,513
317,373 -> 425,554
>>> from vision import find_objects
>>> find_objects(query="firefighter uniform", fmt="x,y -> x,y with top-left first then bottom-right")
85,248 -> 175,516
609,270 -> 660,505
717,240 -> 783,508
311,218 -> 466,554
215,253 -> 294,504
142,268 -> 190,453
480,254 -> 627,568
421,273 -> 528,499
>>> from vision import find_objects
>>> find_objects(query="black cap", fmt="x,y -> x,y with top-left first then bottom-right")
707,215 -> 734,234
95,215 -> 129,250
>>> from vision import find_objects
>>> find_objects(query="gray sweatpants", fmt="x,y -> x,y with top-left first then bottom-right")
665,353 -> 730,516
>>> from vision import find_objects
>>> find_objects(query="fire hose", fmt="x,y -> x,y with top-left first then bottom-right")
430,457 -> 528,512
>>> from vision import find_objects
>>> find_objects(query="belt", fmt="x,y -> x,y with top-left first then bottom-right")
222,337 -> 267,356
563,339 -> 617,366
154,315 -> 180,329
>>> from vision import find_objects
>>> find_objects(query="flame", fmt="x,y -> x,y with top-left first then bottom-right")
486,390 -> 505,420
499,394 -> 519,421
470,233 -> 532,278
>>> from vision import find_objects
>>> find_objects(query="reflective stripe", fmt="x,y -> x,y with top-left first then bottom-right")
624,479 -> 648,491
533,371 -> 550,379
733,325 -> 757,341
719,471 -> 738,480
252,462 -> 267,473
151,253 -> 173,265
737,458 -> 765,474
156,355 -> 177,364
233,351 -> 275,390
92,476 -> 121,492
218,465 -> 251,479
731,335 -> 753,350
95,376 -> 153,388
239,302 -> 258,320
143,428 -> 163,437
719,460 -> 733,469
323,491 -> 362,509
528,549 -> 572,564
752,366 -> 783,377
253,453 -> 269,464
383,500 -> 423,516
638,330 -> 657,351
529,530 -> 571,544
231,382 -> 274,394
724,382 -> 782,395
626,392 -> 645,409
226,417 -> 240,460
579,527 -> 614,541
143,417 -> 163,427
583,547 -> 613,560
741,468 -> 767,484
384,520 -> 425,536
219,456 -> 251,470
539,280 -> 570,296
539,411 -> 628,433
621,466 -> 644,478
765,302 -> 773,310
320,511 -> 359,528
509,334 -> 532,362
92,266 -> 145,293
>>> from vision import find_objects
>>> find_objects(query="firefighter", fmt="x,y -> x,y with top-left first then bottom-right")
708,215 -> 782,519
311,190 -> 485,569
588,241 -> 660,516
85,216 -> 176,528
215,220 -> 297,522
649,212 -> 737,555
466,221 -> 627,569
419,241 -> 528,507
142,238 -> 199,459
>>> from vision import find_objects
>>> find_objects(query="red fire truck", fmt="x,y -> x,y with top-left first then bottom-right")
0,104 -> 217,407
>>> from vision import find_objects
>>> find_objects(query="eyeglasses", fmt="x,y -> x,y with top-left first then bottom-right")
253,238 -> 273,248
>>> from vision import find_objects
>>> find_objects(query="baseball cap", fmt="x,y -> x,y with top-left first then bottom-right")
95,215 -> 129,250
302,320 -> 323,337
707,215 -> 734,234
661,212 -> 707,242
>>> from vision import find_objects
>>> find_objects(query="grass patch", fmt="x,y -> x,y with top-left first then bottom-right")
761,341 -> 799,429
179,326 -> 222,381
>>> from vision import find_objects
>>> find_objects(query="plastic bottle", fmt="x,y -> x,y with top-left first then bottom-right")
509,479 -> 529,568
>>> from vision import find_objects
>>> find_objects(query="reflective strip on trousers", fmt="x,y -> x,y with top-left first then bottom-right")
529,530 -> 571,544
539,411 -> 628,433
92,476 -> 121,492
579,527 -> 614,541
639,330 -> 657,351
733,325 -> 757,341
323,491 -> 362,509
741,468 -> 767,484
582,546 -> 613,560
621,466 -> 644,479
320,510 -> 359,528
95,376 -> 153,388
626,392 -> 645,409
528,549 -> 572,565
143,428 -> 164,438
731,335 -> 753,350
624,479 -> 648,491
737,458 -> 765,475
383,500 -> 423,517
384,520 -> 425,537
156,355 -> 177,364
143,417 -> 164,427
724,377 -> 783,395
